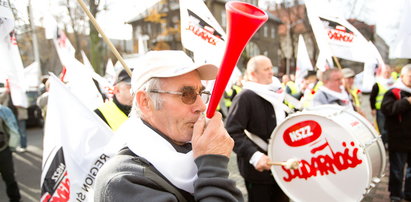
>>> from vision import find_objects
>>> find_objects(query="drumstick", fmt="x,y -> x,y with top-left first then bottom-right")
267,159 -> 300,170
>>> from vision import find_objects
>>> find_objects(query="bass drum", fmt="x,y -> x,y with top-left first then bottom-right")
268,105 -> 386,202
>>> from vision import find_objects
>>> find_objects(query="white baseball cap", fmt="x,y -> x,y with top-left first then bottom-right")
131,50 -> 218,92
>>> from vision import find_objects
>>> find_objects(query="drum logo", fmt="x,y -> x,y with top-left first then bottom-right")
281,121 -> 363,182
283,120 -> 322,147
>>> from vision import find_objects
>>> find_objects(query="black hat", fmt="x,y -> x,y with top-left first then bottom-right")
304,70 -> 317,79
114,69 -> 132,84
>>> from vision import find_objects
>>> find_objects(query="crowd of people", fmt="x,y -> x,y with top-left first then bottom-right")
2,49 -> 411,202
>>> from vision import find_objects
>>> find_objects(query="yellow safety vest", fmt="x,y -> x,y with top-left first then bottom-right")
375,82 -> 388,110
98,100 -> 128,131
350,88 -> 361,108
286,81 -> 299,96
224,85 -> 242,108
302,81 -> 323,108
391,72 -> 398,80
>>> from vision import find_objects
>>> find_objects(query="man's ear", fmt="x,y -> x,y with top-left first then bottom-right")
136,91 -> 152,113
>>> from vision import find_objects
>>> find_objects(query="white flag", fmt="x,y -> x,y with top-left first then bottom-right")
63,58 -> 104,110
104,58 -> 115,84
360,41 -> 385,93
305,0 -> 371,63
295,35 -> 313,88
0,30 -> 29,107
53,29 -> 76,68
0,1 -> 14,39
389,0 -> 411,59
179,0 -> 226,65
41,74 -> 114,202
24,61 -> 41,90
315,51 -> 334,72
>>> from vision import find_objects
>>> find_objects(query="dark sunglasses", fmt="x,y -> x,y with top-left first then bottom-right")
149,86 -> 211,105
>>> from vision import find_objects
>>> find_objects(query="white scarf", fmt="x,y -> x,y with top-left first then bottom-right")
393,79 -> 411,94
318,86 -> 351,102
242,81 -> 288,124
113,116 -> 198,193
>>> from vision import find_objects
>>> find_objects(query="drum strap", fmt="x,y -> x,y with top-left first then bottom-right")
244,130 -> 268,152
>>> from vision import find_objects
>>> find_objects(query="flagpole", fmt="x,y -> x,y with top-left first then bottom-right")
332,56 -> 342,69
75,0 -> 132,77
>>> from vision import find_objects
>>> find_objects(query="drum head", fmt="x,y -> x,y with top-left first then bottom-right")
268,107 -> 371,202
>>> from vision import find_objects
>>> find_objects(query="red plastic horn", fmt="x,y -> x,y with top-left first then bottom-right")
206,1 -> 268,118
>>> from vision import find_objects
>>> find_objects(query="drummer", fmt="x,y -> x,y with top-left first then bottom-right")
225,55 -> 289,202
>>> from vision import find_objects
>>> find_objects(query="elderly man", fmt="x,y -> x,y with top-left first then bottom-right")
94,69 -> 134,131
381,64 -> 411,202
313,68 -> 353,109
94,50 -> 243,201
225,55 -> 289,202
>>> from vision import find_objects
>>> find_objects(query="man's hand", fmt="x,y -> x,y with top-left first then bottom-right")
255,154 -> 271,172
192,112 -> 234,159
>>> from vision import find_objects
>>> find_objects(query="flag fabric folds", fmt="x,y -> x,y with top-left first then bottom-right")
0,3 -> 28,108
41,74 -> 114,202
305,0 -> 371,63
295,35 -> 313,88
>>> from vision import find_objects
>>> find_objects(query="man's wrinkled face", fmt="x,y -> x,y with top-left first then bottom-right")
325,71 -> 343,92
148,71 -> 206,145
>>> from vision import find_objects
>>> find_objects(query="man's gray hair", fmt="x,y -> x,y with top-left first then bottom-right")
321,68 -> 341,82
130,78 -> 163,117
401,64 -> 411,75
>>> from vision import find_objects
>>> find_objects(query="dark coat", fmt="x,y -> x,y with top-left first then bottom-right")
381,88 -> 411,152
225,89 -> 280,183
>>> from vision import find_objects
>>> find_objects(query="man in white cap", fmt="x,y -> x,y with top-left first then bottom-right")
342,68 -> 364,115
94,50 -> 243,201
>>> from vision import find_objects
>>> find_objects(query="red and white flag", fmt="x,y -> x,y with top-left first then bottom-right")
305,0 -> 371,63
295,35 -> 313,88
179,0 -> 242,91
180,0 -> 226,65
41,74 -> 114,202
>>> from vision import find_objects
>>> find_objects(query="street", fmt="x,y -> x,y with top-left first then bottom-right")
0,127 -> 43,202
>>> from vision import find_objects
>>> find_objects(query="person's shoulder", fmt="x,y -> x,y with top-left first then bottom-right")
96,153 -> 145,186
237,88 -> 256,97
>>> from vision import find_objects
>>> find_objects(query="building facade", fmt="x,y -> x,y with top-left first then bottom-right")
126,0 -> 282,71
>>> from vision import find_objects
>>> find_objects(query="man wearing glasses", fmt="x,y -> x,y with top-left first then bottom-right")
94,50 -> 243,201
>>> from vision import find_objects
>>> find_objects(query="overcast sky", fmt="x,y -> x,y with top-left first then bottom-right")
12,0 -> 404,47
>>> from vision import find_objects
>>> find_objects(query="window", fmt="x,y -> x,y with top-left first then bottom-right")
264,26 -> 268,37
245,42 -> 260,57
271,26 -> 276,38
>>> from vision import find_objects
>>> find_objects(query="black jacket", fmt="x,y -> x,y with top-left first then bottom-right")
225,89 -> 281,183
381,88 -> 411,152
